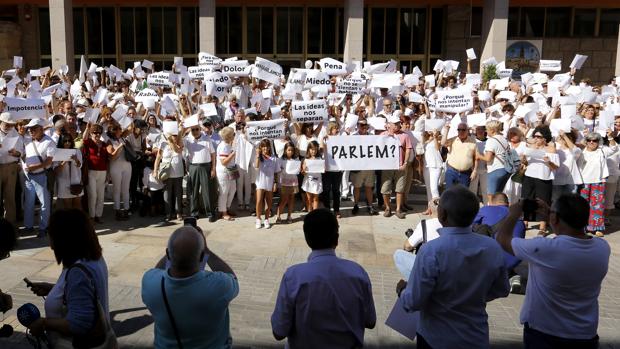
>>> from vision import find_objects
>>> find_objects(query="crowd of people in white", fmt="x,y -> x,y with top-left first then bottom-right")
0,52 -> 619,238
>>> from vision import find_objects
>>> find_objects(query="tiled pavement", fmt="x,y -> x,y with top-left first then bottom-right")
1,191 -> 619,349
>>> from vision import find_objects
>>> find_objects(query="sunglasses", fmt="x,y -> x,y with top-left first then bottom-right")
533,135 -> 544,139
92,131 -> 102,135
457,128 -> 467,132
191,128 -> 201,132
587,139 -> 599,143
383,104 -> 392,107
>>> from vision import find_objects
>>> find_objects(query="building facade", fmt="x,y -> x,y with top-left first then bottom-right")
0,0 -> 619,83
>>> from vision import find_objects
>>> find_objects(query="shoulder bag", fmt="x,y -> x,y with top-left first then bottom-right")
54,263 -> 118,349
69,156 -> 84,196
161,276 -> 184,349
490,137 -> 521,174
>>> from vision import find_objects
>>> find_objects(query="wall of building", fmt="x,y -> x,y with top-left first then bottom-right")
0,21 -> 21,69
542,38 -> 618,84
443,5 -> 482,72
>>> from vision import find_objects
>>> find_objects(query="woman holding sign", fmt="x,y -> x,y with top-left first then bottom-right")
301,141 -> 323,213
254,139 -> 280,229
106,123 -> 131,221
53,134 -> 84,209
320,122 -> 344,218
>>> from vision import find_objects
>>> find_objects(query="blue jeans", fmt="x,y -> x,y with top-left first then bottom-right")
393,249 -> 416,279
24,172 -> 51,231
487,168 -> 511,194
445,165 -> 472,189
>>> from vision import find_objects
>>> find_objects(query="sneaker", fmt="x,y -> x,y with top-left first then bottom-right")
255,219 -> 262,229
94,217 -> 103,224
395,211 -> 406,219
509,275 -> 523,294
264,219 -> 271,229
604,218 -> 611,226
37,230 -> 46,238
209,215 -> 217,223
367,205 -> 377,215
595,231 -> 605,237
352,204 -> 359,215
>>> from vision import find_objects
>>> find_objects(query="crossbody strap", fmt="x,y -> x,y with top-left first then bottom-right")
161,276 -> 183,349
421,219 -> 427,244
489,137 -> 509,165
31,140 -> 46,166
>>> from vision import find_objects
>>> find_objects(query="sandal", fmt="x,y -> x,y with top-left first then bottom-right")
287,216 -> 293,224
335,212 -> 342,219
222,215 -> 234,221
383,210 -> 392,218
275,217 -> 282,224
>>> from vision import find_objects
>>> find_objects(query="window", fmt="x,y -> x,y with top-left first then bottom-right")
470,7 -> 482,37
215,7 -> 242,55
430,8 -> 444,55
276,7 -> 303,54
520,7 -> 544,37
507,7 -> 520,37
246,7 -> 273,54
73,8 -> 85,55
39,8 -> 51,57
545,7 -> 570,37
599,9 -> 620,37
573,9 -> 596,37
72,7 -> 116,65
400,8 -> 426,55
0,6 -> 18,22
307,7 -> 343,55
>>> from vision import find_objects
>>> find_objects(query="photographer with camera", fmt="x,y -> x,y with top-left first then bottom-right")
393,217 -> 442,280
142,221 -> 238,348
496,194 -> 610,348
0,218 -> 17,338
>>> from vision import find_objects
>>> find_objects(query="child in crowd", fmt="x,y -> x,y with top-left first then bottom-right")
277,142 -> 300,224
254,139 -> 280,229
142,160 -> 165,217
301,141 -> 323,212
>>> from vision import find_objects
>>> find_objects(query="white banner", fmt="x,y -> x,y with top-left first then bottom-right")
135,88 -> 159,103
198,52 -> 222,68
286,69 -> 307,93
245,118 -> 287,142
147,72 -> 173,88
435,90 -> 473,113
319,58 -> 347,75
539,60 -> 562,72
221,60 -> 249,76
188,66 -> 214,80
325,135 -> 400,171
304,70 -> 331,89
336,77 -> 366,94
3,97 -> 47,119
291,100 -> 328,123
252,57 -> 283,86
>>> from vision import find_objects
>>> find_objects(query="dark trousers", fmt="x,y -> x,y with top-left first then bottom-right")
416,333 -> 433,349
322,171 -> 343,212
130,159 -> 145,208
375,170 -> 384,206
524,323 -> 599,349
189,163 -> 216,217
444,165 -> 472,189
165,177 -> 183,216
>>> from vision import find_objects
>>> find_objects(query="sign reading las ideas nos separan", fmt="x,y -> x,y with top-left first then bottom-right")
326,135 -> 400,171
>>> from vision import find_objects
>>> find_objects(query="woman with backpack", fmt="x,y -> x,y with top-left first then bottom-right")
477,120 -> 518,203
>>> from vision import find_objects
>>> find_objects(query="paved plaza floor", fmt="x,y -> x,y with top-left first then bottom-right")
1,190 -> 619,348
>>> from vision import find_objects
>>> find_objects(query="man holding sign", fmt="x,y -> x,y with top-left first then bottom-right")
380,115 -> 413,219
0,113 -> 24,223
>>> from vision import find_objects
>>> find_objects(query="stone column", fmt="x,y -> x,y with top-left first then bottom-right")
49,0 -> 74,73
615,24 -> 620,76
343,0 -> 364,63
199,0 -> 216,54
479,0 -> 508,71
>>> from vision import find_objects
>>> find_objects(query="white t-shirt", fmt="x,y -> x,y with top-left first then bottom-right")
159,140 -> 185,179
523,148 -> 559,181
255,156 -> 280,190
512,235 -> 610,339
24,135 -> 57,174
424,141 -> 443,168
484,135 -> 509,173
407,218 -> 442,248
216,142 -> 233,176
578,147 -> 617,184
554,147 -> 583,186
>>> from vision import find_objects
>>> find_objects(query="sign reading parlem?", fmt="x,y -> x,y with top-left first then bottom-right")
245,118 -> 287,142
336,77 -> 366,94
435,90 -> 473,113
325,135 -> 400,171
291,100 -> 328,123
3,97 -> 47,119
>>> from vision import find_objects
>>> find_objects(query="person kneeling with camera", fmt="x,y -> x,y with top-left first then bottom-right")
393,218 -> 442,280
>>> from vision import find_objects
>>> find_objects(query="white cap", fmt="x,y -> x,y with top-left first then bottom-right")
0,112 -> 16,124
25,118 -> 48,128
387,114 -> 401,124
76,98 -> 89,107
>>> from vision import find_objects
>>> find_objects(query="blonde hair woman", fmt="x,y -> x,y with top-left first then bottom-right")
216,127 -> 237,221
477,120 -> 511,203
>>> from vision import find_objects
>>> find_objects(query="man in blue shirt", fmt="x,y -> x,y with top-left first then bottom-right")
142,226 -> 239,348
271,208 -> 376,348
496,194 -> 610,349
397,185 -> 510,349
473,193 -> 527,293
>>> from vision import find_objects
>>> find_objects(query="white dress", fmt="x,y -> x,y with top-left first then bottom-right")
503,142 -> 527,204
54,149 -> 83,198
301,159 -> 323,194
255,156 -> 280,190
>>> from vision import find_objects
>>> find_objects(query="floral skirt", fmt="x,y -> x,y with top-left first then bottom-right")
580,183 -> 605,232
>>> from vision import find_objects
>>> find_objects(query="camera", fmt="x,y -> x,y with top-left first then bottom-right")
405,228 -> 414,238
184,217 -> 197,228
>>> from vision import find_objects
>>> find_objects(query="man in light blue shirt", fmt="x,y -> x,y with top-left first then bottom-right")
496,194 -> 609,349
142,226 -> 239,348
271,208 -> 376,348
397,185 -> 510,349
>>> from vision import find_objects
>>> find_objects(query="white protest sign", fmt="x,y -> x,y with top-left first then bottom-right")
135,88 -> 159,102
435,90 -> 473,113
286,69 -> 307,93
560,104 -> 577,119
53,149 -> 78,162
304,70 -> 331,89
204,72 -> 233,87
94,88 -> 108,104
369,73 -> 401,89
245,119 -> 287,142
325,135 -> 400,171
367,116 -> 386,131
141,59 -> 154,70
466,48 -> 476,60
424,119 -> 446,132
336,77 -> 366,94
118,115 -> 133,130
305,159 -> 325,173
13,56 -> 23,69
549,118 -> 572,137
199,103 -> 218,116
84,108 -> 100,124
498,69 -> 513,79
284,159 -> 301,175
467,113 -> 487,127
111,104 -> 128,121
403,74 -> 420,87
198,52 -> 222,68
147,72 -> 173,88
291,100 -> 328,123
319,58 -> 347,75
465,74 -> 482,87
42,83 -> 60,97
188,65 -> 214,80
162,121 -> 179,135
0,136 -> 18,155
424,75 -> 435,87
252,57 -> 283,86
3,97 -> 46,119
570,54 -> 588,70
408,92 -> 424,103
539,60 -> 562,72
344,113 -> 359,131
221,60 -> 249,76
